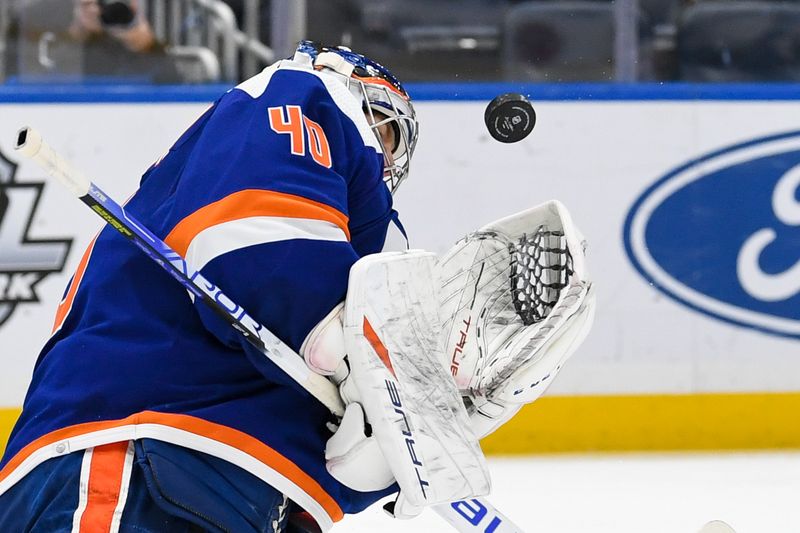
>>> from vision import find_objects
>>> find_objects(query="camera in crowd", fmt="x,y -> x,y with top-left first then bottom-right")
98,0 -> 136,28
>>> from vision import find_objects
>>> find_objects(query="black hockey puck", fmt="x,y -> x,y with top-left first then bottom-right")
484,93 -> 536,143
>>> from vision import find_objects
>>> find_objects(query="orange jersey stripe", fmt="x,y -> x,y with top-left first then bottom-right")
165,190 -> 351,257
79,442 -> 129,533
0,411 -> 344,522
52,235 -> 99,334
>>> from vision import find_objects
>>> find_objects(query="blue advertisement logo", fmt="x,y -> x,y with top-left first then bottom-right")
624,130 -> 800,339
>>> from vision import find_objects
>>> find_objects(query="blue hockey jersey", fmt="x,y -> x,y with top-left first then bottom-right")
0,54 -> 399,530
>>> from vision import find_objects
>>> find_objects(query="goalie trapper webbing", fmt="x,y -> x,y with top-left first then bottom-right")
510,226 -> 574,326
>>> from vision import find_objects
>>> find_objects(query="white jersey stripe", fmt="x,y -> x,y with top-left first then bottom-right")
185,216 -> 349,272
0,425 -> 336,531
70,447 -> 93,533
109,441 -> 135,533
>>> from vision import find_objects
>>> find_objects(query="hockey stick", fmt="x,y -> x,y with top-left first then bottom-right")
435,498 -> 523,532
14,126 -> 345,417
15,127 -> 525,533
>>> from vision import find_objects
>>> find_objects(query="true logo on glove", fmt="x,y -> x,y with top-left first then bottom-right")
385,379 -> 430,499
450,316 -> 472,377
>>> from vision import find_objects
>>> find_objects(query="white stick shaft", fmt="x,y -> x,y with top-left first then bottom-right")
15,127 -> 91,197
434,498 -> 525,532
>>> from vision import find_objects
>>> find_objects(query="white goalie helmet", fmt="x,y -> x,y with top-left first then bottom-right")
297,41 -> 419,194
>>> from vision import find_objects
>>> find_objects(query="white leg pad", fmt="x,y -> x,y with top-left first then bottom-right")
343,250 -> 491,508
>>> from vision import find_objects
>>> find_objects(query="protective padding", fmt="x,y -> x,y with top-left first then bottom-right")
438,200 -> 593,403
343,250 -> 490,508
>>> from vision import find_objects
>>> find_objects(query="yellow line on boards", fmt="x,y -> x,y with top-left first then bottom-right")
480,392 -> 800,454
0,408 -> 21,459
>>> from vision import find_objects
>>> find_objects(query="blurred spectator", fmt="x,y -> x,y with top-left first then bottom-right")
4,0 -> 184,83
67,0 -> 183,83
678,0 -> 800,81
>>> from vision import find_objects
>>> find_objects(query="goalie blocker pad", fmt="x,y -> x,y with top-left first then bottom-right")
343,251 -> 490,509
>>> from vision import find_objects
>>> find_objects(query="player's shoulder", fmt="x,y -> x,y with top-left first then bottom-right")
235,62 -> 319,101
231,57 -> 380,152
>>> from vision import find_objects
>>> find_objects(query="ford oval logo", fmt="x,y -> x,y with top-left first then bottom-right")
624,130 -> 800,339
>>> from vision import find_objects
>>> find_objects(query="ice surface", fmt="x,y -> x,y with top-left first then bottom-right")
339,452 -> 800,532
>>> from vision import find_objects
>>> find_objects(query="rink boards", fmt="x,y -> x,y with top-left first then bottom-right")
1,84 -> 799,454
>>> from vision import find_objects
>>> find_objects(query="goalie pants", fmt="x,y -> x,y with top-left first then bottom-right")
0,438 -> 306,533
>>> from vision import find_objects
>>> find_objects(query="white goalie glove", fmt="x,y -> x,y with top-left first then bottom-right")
437,200 -> 596,438
299,200 -> 593,516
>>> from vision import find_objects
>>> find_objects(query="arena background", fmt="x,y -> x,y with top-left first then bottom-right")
1,83 -> 799,458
